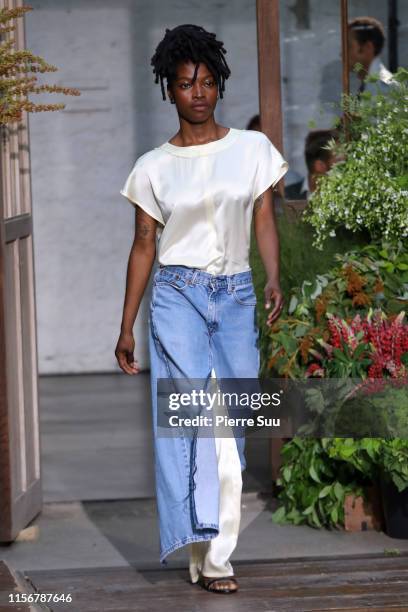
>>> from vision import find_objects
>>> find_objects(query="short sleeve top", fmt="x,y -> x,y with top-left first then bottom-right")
120,127 -> 288,275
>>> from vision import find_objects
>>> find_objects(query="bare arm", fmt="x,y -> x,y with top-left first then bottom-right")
252,187 -> 284,326
115,205 -> 158,374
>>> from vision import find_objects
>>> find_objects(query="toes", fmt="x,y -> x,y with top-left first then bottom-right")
208,579 -> 237,592
200,575 -> 238,592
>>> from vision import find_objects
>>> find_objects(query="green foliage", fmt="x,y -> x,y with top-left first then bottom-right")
265,241 -> 408,378
326,438 -> 381,477
304,67 -> 408,249
249,215 -> 365,374
262,238 -> 408,526
324,383 -> 408,439
271,438 -> 367,529
290,241 -> 408,318
272,436 -> 408,529
380,439 -> 408,492
251,73 -> 408,529
327,437 -> 408,493
359,386 -> 408,439
250,214 -> 365,301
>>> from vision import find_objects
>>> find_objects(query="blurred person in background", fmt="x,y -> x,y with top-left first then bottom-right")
302,129 -> 337,200
348,16 -> 396,96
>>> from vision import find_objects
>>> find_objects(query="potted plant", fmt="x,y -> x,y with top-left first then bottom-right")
258,63 -> 408,535
324,434 -> 408,537
271,436 -> 381,531
271,306 -> 408,533
379,438 -> 408,538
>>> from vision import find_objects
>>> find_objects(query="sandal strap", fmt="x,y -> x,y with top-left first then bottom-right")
204,576 -> 237,589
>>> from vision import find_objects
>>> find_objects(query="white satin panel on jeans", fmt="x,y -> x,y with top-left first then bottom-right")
189,370 -> 243,582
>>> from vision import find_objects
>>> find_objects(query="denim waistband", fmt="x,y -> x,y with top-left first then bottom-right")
156,265 -> 253,289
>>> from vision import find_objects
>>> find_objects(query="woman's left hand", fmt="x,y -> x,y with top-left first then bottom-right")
264,281 -> 284,326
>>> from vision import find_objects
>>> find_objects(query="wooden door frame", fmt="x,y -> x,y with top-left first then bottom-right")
0,175 -> 12,537
0,1 -> 42,542
255,0 -> 351,480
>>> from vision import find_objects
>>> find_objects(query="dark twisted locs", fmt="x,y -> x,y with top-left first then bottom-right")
150,24 -> 231,101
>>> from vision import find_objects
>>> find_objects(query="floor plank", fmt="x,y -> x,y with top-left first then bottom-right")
20,553 -> 408,612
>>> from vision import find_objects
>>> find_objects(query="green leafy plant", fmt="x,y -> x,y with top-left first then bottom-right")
271,438 -> 367,529
273,436 -> 408,529
0,5 -> 80,124
304,68 -> 408,249
271,307 -> 408,527
379,439 -> 408,492
268,68 -> 408,532
266,245 -> 408,528
327,437 -> 408,493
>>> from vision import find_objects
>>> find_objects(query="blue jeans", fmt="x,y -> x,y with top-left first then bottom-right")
148,264 -> 260,564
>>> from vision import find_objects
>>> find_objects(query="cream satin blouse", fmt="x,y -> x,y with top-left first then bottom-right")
120,127 -> 288,275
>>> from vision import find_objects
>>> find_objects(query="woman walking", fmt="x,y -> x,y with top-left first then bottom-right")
115,24 -> 288,594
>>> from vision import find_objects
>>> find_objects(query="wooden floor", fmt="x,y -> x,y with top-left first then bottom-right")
5,552 -> 407,612
0,561 -> 33,611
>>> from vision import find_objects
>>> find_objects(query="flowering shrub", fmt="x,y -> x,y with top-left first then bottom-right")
270,70 -> 408,531
270,251 -> 408,529
304,68 -> 408,249
265,242 -> 408,378
271,302 -> 408,527
250,215 -> 366,378
364,311 -> 408,379
306,310 -> 408,383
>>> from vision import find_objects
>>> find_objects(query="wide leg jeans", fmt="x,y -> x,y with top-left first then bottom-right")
148,264 -> 260,569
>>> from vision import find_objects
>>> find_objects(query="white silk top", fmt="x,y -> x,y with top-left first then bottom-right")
120,127 -> 289,275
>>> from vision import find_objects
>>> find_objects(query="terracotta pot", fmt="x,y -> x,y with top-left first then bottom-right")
344,485 -> 384,532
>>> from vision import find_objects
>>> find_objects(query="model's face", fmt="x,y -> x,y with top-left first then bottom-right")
167,60 -> 218,123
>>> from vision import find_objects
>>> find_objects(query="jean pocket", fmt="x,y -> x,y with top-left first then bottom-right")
232,282 -> 257,306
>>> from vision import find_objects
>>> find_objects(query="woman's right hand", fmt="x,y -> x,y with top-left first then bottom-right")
115,332 -> 140,375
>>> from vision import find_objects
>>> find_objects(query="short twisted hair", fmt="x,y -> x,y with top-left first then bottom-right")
150,24 -> 231,101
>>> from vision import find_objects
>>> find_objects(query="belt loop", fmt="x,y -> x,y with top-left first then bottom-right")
227,275 -> 233,294
190,269 -> 198,286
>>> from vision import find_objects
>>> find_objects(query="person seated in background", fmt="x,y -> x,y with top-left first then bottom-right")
246,114 -> 261,131
348,16 -> 396,96
246,114 -> 305,200
301,129 -> 337,200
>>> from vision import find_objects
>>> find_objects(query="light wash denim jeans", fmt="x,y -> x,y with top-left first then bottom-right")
148,264 -> 260,565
